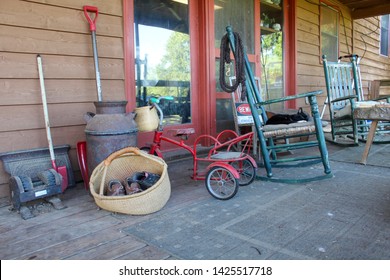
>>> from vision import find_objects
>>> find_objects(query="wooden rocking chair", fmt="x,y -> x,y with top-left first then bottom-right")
222,26 -> 332,183
322,54 -> 390,145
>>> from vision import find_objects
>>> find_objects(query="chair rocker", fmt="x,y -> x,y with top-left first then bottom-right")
222,26 -> 332,183
322,54 -> 390,145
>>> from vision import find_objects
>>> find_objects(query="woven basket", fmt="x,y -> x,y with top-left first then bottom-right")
134,106 -> 159,132
89,147 -> 171,215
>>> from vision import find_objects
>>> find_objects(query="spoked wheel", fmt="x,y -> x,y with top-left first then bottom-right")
205,166 -> 239,200
230,159 -> 256,186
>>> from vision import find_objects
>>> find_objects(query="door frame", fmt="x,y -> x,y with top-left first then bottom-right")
123,0 -> 297,147
123,0 -> 202,150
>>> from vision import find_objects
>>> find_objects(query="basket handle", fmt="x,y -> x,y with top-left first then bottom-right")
104,147 -> 142,165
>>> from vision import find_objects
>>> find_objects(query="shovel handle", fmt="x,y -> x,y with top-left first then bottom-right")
83,6 -> 98,31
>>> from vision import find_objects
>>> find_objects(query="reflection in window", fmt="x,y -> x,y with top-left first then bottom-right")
134,0 -> 191,125
321,4 -> 339,62
380,15 -> 389,56
214,0 -> 255,54
214,0 -> 254,132
261,0 -> 284,111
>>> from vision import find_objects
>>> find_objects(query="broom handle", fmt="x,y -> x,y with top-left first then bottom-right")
37,55 -> 57,170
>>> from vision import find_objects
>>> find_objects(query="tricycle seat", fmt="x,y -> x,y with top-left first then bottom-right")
170,128 -> 195,136
167,128 -> 195,140
210,152 -> 244,160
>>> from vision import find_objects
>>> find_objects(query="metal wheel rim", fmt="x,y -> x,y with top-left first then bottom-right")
230,159 -> 256,186
206,167 -> 238,200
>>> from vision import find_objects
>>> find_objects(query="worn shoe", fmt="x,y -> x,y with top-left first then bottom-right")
127,171 -> 161,190
124,179 -> 142,195
106,179 -> 126,196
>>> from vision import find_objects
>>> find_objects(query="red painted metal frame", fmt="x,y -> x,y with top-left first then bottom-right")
144,128 -> 256,181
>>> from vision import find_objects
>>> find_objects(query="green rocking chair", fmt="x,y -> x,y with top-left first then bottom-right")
221,26 -> 332,183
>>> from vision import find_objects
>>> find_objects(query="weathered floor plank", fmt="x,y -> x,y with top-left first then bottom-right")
65,235 -> 146,260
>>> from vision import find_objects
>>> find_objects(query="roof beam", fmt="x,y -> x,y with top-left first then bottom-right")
351,4 -> 390,19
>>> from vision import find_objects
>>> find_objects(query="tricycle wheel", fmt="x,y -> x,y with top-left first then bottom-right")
205,166 -> 239,200
230,159 -> 256,186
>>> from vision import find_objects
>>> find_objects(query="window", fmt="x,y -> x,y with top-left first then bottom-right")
214,0 -> 255,132
321,4 -> 339,62
134,0 -> 191,125
380,15 -> 389,56
261,0 -> 284,110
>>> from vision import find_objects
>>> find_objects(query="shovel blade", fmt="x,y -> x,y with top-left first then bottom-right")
58,165 -> 68,192
76,141 -> 89,190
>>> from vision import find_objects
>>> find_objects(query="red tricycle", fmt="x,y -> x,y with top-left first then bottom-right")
141,97 -> 258,200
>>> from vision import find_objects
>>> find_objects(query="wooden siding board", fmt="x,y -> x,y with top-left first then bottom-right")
0,103 -> 95,132
297,41 -> 320,56
297,30 -> 319,45
24,0 -> 123,17
297,64 -> 324,76
0,25 -> 124,59
0,0 -> 123,37
297,20 -> 319,36
0,79 -> 125,106
297,52 -> 321,66
297,2 -> 319,15
297,74 -> 324,87
0,52 -> 124,79
297,6 -> 319,25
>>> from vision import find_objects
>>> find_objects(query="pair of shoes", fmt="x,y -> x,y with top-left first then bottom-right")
124,181 -> 142,195
125,171 -> 161,191
106,179 -> 126,196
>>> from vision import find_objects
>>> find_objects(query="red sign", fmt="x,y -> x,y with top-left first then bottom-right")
236,103 -> 252,116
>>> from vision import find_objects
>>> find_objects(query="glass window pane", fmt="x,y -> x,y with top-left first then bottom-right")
214,0 -> 255,54
380,15 -> 389,56
321,5 -> 339,61
214,0 -> 255,133
134,0 -> 191,125
261,0 -> 284,111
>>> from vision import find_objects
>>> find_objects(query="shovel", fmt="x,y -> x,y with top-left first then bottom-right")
37,54 -> 68,192
83,5 -> 103,101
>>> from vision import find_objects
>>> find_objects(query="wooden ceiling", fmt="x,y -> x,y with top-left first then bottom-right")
337,0 -> 390,19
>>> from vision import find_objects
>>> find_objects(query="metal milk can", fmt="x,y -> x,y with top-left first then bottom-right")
85,101 -> 138,176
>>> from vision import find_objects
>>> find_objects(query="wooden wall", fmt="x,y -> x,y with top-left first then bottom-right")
296,0 -> 353,111
354,17 -> 390,98
0,0 -> 125,198
296,0 -> 390,113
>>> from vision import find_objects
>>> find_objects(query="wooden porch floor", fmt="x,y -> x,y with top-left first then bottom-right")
1,141 -> 390,260
0,157 -> 206,260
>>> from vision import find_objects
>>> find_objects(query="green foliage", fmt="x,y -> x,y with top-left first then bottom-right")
152,32 -> 191,97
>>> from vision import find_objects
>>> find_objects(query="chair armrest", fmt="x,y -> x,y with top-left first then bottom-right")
331,95 -> 359,103
371,95 -> 390,102
258,90 -> 322,106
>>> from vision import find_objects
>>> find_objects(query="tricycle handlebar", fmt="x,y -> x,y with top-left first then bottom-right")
149,96 -> 174,104
149,96 -> 174,129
